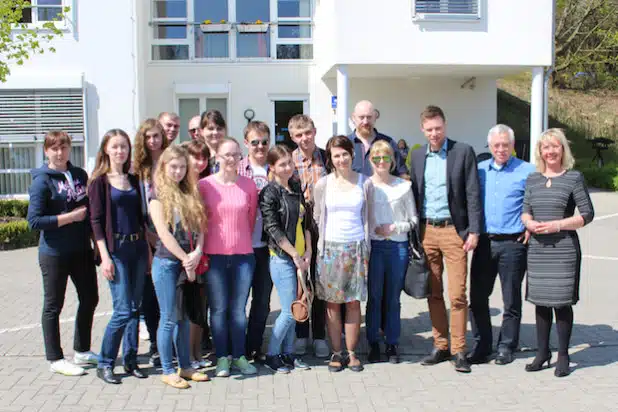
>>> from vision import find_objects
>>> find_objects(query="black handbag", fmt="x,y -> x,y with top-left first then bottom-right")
403,227 -> 431,299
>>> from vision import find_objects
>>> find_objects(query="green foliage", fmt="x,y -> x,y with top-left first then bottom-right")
0,220 -> 38,250
0,199 -> 29,218
0,0 -> 70,82
579,161 -> 618,191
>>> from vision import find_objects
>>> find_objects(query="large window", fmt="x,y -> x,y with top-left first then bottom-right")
177,97 -> 228,142
151,0 -> 314,61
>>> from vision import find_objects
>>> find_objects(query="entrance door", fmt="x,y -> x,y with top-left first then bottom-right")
272,99 -> 307,151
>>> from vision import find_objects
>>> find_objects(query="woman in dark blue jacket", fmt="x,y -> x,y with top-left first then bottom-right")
27,131 -> 99,376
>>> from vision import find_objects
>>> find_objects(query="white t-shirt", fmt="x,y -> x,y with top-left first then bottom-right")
250,164 -> 269,248
324,175 -> 365,242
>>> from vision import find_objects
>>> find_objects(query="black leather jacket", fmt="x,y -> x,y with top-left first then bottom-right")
259,178 -> 314,257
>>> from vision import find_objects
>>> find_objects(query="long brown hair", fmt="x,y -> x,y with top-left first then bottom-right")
266,144 -> 291,182
154,146 -> 206,233
180,140 -> 210,179
133,119 -> 168,182
89,129 -> 132,183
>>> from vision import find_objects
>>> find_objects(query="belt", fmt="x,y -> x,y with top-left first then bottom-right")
486,233 -> 523,241
423,218 -> 453,227
114,232 -> 142,242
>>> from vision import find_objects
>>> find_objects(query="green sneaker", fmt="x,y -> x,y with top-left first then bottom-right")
215,357 -> 230,377
232,355 -> 257,375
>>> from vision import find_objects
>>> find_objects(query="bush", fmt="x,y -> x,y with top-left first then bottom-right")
0,220 -> 38,251
579,161 -> 618,191
0,200 -> 29,218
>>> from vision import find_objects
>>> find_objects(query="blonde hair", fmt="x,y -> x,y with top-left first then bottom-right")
535,128 -> 575,172
154,146 -> 206,234
133,119 -> 168,182
288,114 -> 315,132
369,140 -> 395,172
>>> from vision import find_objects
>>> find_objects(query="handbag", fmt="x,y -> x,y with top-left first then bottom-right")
188,232 -> 210,276
291,268 -> 314,323
403,227 -> 431,299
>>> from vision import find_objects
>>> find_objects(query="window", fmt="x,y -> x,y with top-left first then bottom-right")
177,97 -> 228,142
151,0 -> 313,61
18,0 -> 64,25
414,0 -> 480,19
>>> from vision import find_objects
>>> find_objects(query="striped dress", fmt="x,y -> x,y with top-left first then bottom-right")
523,170 -> 594,307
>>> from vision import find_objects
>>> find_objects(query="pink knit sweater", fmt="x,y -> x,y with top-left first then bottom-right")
199,175 -> 258,255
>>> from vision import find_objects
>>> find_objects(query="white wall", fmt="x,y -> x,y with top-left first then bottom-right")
310,75 -> 497,154
315,0 -> 553,76
1,0 -> 138,170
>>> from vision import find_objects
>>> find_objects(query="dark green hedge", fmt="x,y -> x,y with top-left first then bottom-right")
0,200 -> 29,218
580,162 -> 618,191
0,220 -> 38,251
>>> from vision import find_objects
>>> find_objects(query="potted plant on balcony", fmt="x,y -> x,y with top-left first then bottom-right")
237,19 -> 269,33
200,19 -> 231,33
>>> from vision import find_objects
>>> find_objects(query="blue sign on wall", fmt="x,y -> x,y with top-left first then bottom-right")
331,96 -> 337,109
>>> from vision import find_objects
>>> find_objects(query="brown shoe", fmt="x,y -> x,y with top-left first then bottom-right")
161,374 -> 190,389
178,368 -> 210,382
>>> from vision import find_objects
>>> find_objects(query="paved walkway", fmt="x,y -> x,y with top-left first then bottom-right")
0,190 -> 617,411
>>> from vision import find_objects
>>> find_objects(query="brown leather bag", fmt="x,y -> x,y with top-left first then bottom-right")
291,269 -> 313,323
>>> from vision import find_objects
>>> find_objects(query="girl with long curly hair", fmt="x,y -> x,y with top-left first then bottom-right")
150,145 -> 210,388
132,118 -> 168,368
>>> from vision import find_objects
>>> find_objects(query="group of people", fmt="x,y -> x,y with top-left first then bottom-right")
26,99 -> 594,388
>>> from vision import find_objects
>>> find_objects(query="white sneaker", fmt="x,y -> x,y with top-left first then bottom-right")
313,339 -> 330,358
295,338 -> 308,355
73,351 -> 98,366
139,321 -> 150,341
50,359 -> 86,376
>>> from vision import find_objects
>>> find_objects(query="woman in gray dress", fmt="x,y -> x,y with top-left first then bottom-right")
521,128 -> 594,378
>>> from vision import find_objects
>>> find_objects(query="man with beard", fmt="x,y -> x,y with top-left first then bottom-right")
188,115 -> 202,141
348,100 -> 408,178
158,112 -> 180,143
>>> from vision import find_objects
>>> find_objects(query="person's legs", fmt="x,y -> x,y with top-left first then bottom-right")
205,255 -> 231,359
246,247 -> 272,357
468,236 -> 497,357
152,257 -> 181,376
142,268 -> 160,351
175,318 -> 192,370
267,255 -> 297,357
422,225 -> 448,351
496,240 -> 527,353
68,249 -> 99,354
229,254 -> 255,359
554,305 -> 573,376
39,253 -> 70,362
190,322 -> 203,362
121,241 -> 147,367
383,241 -> 408,346
366,241 -> 386,345
344,301 -> 361,368
526,305 -> 554,371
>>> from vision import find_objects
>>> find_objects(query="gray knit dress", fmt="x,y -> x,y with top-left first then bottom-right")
523,170 -> 594,307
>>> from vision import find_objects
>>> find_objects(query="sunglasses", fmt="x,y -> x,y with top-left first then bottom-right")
189,128 -> 199,133
371,155 -> 392,164
249,139 -> 269,147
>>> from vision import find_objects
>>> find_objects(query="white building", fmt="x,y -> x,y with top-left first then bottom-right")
0,0 -> 554,197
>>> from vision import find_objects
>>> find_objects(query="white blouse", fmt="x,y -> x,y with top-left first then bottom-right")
370,177 -> 418,242
324,175 -> 366,242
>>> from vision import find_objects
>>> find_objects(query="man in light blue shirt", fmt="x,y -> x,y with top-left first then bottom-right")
468,124 -> 535,366
423,139 -> 450,220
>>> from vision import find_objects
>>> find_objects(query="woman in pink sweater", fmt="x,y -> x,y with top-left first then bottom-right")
198,138 -> 258,378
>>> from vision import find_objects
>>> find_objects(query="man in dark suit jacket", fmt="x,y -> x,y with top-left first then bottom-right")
409,105 -> 482,373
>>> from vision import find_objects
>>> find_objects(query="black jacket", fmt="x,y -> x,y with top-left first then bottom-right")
259,178 -> 314,257
409,138 -> 483,241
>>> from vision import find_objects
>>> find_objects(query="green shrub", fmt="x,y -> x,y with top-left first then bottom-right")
579,161 -> 618,191
0,220 -> 38,251
0,200 -> 29,218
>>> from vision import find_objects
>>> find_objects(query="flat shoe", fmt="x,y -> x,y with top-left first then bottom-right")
178,368 -> 210,382
161,374 -> 190,389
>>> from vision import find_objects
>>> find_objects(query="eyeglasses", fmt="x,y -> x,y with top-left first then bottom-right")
189,128 -> 199,134
249,139 -> 269,147
371,155 -> 392,164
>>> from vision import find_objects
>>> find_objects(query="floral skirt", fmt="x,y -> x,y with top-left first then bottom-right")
316,240 -> 369,303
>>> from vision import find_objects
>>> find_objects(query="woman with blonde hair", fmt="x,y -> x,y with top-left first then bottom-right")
521,128 -> 594,378
150,145 -> 210,388
366,140 -> 417,364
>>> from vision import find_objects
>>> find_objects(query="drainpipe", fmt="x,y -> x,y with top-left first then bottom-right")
542,67 -> 554,131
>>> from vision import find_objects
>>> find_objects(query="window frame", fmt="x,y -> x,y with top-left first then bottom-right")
16,0 -> 70,30
412,0 -> 481,22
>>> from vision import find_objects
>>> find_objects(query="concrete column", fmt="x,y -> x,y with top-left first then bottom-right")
336,65 -> 349,136
530,67 -> 544,163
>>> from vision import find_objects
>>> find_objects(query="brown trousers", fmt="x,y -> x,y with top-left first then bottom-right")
421,224 -> 468,354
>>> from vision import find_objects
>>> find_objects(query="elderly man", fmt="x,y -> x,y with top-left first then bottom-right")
468,125 -> 535,366
188,115 -> 202,141
409,105 -> 482,373
348,100 -> 408,177
158,112 -> 180,143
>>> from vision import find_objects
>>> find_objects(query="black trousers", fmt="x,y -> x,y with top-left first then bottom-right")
141,270 -> 160,353
246,246 -> 273,354
39,250 -> 99,361
469,235 -> 527,353
296,228 -> 326,340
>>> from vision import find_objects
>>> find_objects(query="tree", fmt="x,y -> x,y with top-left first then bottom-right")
554,0 -> 618,89
0,0 -> 69,83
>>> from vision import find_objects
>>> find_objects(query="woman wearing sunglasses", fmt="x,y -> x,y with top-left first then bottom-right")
366,141 -> 418,364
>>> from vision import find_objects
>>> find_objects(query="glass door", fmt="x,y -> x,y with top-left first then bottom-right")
273,100 -> 306,151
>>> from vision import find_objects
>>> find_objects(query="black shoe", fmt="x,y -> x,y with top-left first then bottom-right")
264,355 -> 290,374
97,367 -> 121,384
124,365 -> 148,379
525,352 -> 552,372
247,350 -> 266,364
453,353 -> 471,373
466,350 -> 491,365
385,344 -> 400,364
345,354 -> 364,372
148,351 -> 161,368
328,353 -> 345,372
421,348 -> 451,366
554,354 -> 571,378
368,343 -> 381,363
201,337 -> 213,352
495,350 -> 514,365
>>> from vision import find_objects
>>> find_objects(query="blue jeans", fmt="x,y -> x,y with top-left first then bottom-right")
267,254 -> 298,356
151,256 -> 191,375
366,240 -> 408,345
205,254 -> 255,358
98,239 -> 147,368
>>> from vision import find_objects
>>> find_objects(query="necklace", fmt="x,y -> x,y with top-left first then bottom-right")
543,169 -> 566,188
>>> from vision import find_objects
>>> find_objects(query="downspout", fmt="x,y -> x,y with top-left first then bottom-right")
542,67 -> 554,131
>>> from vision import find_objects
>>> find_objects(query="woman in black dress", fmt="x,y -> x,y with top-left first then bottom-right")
521,128 -> 594,377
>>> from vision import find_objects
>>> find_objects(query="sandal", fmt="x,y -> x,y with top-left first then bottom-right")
346,351 -> 364,373
328,352 -> 345,372
161,373 -> 190,389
